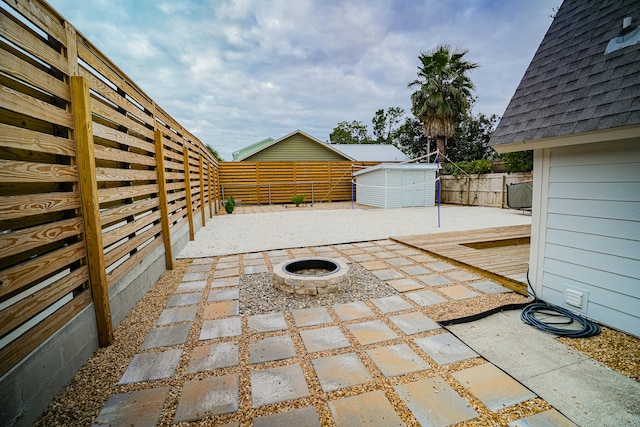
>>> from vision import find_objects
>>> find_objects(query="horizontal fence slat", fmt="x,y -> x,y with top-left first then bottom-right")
0,217 -> 83,259
99,197 -> 159,225
93,122 -> 156,154
0,158 -> 77,183
0,191 -> 80,220
95,167 -> 157,182
0,122 -> 75,156
102,211 -> 160,247
0,84 -> 74,128
98,183 -> 158,204
94,144 -> 156,167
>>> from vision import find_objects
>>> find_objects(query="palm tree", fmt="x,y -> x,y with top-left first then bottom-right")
408,45 -> 477,159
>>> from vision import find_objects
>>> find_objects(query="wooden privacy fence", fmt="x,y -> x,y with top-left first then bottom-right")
218,161 -> 377,205
440,172 -> 533,207
0,0 -> 218,376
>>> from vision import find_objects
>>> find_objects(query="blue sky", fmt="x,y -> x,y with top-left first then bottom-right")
48,0 -> 558,160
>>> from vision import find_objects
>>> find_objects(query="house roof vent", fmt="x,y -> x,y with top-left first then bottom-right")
605,16 -> 640,54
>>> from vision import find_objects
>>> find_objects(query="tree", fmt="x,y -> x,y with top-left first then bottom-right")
329,120 -> 373,144
206,145 -> 223,162
408,45 -> 478,159
502,151 -> 533,173
446,113 -> 499,162
372,107 -> 405,144
393,117 -> 433,160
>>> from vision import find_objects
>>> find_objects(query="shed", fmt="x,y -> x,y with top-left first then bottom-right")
353,163 -> 438,208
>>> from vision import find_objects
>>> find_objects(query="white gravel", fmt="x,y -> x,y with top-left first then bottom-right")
178,205 -> 531,258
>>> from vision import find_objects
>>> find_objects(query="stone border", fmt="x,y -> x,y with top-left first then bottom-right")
273,258 -> 350,296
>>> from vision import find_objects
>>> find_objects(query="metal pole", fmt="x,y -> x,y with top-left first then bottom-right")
311,182 -> 314,205
268,183 -> 271,205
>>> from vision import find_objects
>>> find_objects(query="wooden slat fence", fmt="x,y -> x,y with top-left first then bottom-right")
0,0 -> 218,377
219,161 -> 378,205
440,172 -> 533,207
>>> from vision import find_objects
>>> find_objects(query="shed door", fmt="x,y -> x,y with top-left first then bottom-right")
402,172 -> 425,206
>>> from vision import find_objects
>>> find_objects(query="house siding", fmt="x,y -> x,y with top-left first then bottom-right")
356,168 -> 387,208
355,166 -> 436,208
244,134 -> 346,161
537,140 -> 640,336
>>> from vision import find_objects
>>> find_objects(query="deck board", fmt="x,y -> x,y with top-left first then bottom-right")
392,224 -> 531,295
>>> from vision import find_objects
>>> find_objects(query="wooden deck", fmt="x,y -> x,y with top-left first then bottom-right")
392,224 -> 531,295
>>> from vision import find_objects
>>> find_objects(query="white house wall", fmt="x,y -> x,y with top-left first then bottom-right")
355,169 -> 387,208
533,140 -> 640,337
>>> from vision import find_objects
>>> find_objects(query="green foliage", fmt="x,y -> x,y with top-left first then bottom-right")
224,196 -> 235,214
372,107 -> 405,144
442,159 -> 492,175
290,194 -> 306,207
206,145 -> 223,162
329,120 -> 373,144
502,151 -> 533,173
446,113 -> 500,162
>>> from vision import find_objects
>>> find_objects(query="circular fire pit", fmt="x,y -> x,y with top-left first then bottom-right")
273,258 -> 350,296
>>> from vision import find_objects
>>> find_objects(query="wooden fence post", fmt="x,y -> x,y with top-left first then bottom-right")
199,156 -> 205,227
208,161 -> 213,217
465,176 -> 471,206
70,76 -> 113,346
154,130 -> 173,269
183,147 -> 195,240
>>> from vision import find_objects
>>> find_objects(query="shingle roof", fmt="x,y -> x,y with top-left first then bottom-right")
331,144 -> 410,162
490,0 -> 640,147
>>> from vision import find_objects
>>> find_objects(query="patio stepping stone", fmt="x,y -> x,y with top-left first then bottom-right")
370,295 -> 413,313
187,341 -> 238,373
508,409 -> 578,426
312,353 -> 373,392
470,280 -> 511,294
349,253 -> 376,262
399,265 -> 431,276
191,257 -> 214,265
291,306 -> 332,327
416,274 -> 451,286
427,261 -> 456,272
452,363 -> 537,411
360,260 -> 389,270
141,323 -> 191,350
267,249 -> 288,257
250,364 -> 310,407
208,287 -> 240,301
332,301 -> 375,321
386,278 -> 424,293
388,311 -> 440,335
93,387 -> 169,427
439,284 -> 480,300
244,252 -> 264,259
372,269 -> 405,281
394,376 -> 478,426
347,320 -> 399,346
203,300 -> 239,319
253,406 -> 321,427
374,250 -> 396,258
200,317 -> 242,340
414,333 -> 478,365
299,326 -> 350,353
156,306 -> 198,325
385,257 -> 414,267
214,268 -> 239,278
244,265 -> 269,274
328,390 -> 404,427
174,374 -> 238,422
247,312 -> 288,333
216,262 -> 238,270
167,292 -> 202,307
118,349 -> 182,384
249,335 -> 297,364
366,344 -> 430,377
211,277 -> 239,288
405,289 -> 448,306
447,269 -> 482,281
176,280 -> 207,293
182,271 -> 209,282
187,263 -> 212,273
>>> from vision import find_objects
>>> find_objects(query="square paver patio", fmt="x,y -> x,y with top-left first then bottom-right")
118,349 -> 183,384
452,363 -> 537,411
332,301 -> 375,321
249,335 -> 297,364
427,261 -> 456,272
394,376 -> 478,426
388,312 -> 440,335
299,326 -> 351,353
370,295 -> 414,313
404,289 -> 448,306
250,364 -> 310,407
446,269 -> 482,281
469,280 -> 511,294
312,353 -> 373,392
174,374 -> 238,422
328,390 -> 404,426
93,387 -> 169,427
187,341 -> 238,373
385,278 -> 424,293
400,265 -> 431,276
372,269 -> 405,281
253,406 -> 321,427
508,409 -> 578,427
141,323 -> 191,350
208,287 -> 240,301
366,344 -> 430,377
182,272 -> 209,282
347,320 -> 399,346
199,317 -> 242,340
438,285 -> 480,300
203,300 -> 239,319
247,312 -> 288,333
176,280 -> 207,293
156,306 -> 198,325
291,306 -> 333,327
211,277 -> 239,288
414,333 -> 478,365
167,293 -> 202,307
416,274 -> 451,287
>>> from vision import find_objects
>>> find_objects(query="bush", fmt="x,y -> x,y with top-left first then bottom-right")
224,196 -> 235,214
502,151 -> 533,173
442,159 -> 493,176
290,194 -> 306,207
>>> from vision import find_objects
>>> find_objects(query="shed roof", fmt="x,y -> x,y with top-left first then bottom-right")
331,144 -> 410,162
353,162 -> 438,177
490,0 -> 640,151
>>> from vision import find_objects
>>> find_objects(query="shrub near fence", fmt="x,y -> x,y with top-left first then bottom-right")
219,161 -> 378,205
440,172 -> 533,207
0,0 -> 217,424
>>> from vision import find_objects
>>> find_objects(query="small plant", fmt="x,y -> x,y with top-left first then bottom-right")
224,196 -> 235,214
290,194 -> 306,207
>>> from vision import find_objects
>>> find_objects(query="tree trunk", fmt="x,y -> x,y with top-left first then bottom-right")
436,136 -> 446,161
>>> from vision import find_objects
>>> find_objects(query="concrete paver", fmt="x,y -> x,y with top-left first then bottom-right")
203,300 -> 239,319
118,349 -> 183,384
156,305 -> 198,325
404,289 -> 448,306
385,278 -> 424,292
332,301 -> 375,321
187,341 -> 238,373
427,261 -> 456,272
365,344 -> 430,377
253,406 -> 321,427
369,295 -> 413,313
508,409 -> 578,427
174,374 -> 238,422
250,364 -> 310,407
93,387 -> 169,427
247,312 -> 288,333
182,271 -> 209,282
469,280 -> 511,294
328,390 -> 404,427
249,335 -> 297,364
388,311 -> 440,335
416,273 -> 451,286
438,284 -> 480,300
299,326 -> 350,353
414,332 -> 478,365
399,265 -> 431,276
176,280 -> 207,293
394,376 -> 478,426
312,353 -> 372,392
199,317 -> 241,340
208,287 -> 240,301
348,320 -> 399,345
371,269 -> 405,281
140,323 -> 191,350
211,277 -> 240,288
167,292 -> 202,307
291,306 -> 332,327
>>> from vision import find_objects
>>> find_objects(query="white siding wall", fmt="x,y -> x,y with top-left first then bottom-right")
386,169 -> 404,208
535,140 -> 640,336
355,168 -> 387,208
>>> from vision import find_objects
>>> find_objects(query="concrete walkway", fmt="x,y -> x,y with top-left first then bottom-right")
90,240 -> 593,426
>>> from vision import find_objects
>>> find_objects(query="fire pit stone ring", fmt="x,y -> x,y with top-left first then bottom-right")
273,258 -> 350,296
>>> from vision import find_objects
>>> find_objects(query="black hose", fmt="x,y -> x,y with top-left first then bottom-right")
521,271 -> 601,338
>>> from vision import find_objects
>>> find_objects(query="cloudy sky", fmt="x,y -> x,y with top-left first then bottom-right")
48,0 -> 558,160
